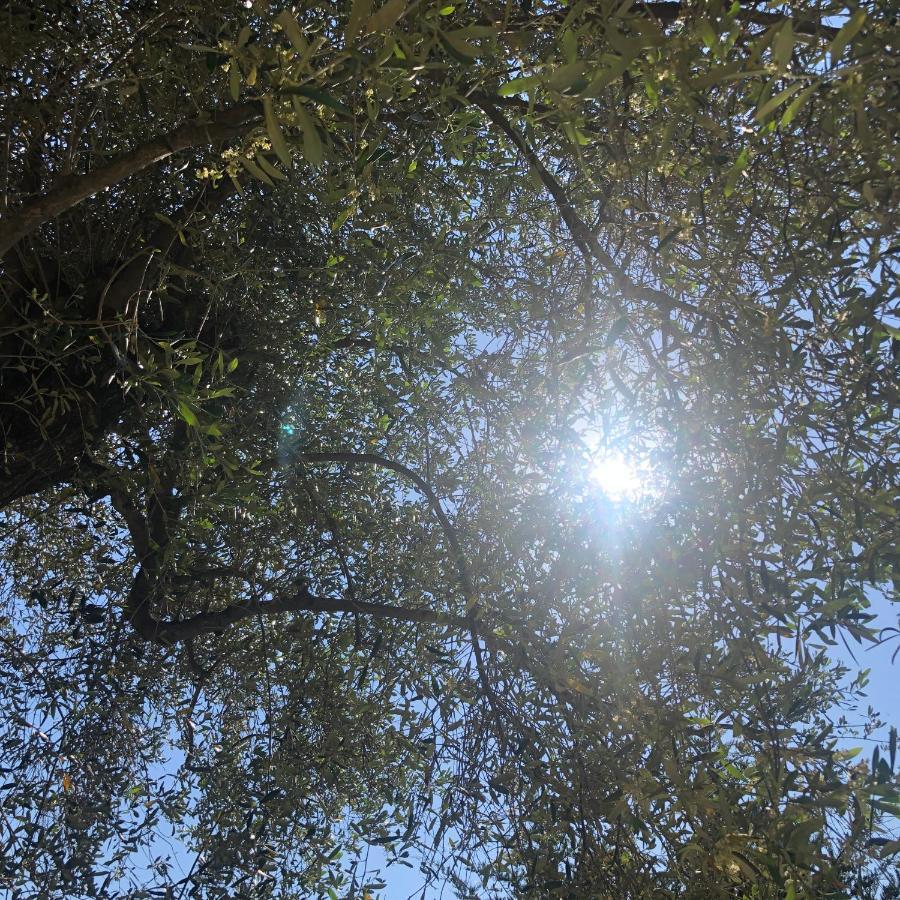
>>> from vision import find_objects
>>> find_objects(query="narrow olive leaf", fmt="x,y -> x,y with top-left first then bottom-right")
239,155 -> 275,186
256,154 -> 287,181
331,204 -> 355,232
754,81 -> 804,123
780,81 -> 819,126
772,19 -> 794,69
229,62 -> 241,101
291,98 -> 324,166
276,10 -> 307,52
497,75 -> 540,97
346,0 -> 373,44
285,85 -> 351,116
829,8 -> 866,62
305,33 -> 327,65
263,98 -> 292,167
441,29 -> 482,60
366,0 -> 406,33
724,146 -> 749,197
559,28 -> 578,64
696,18 -> 718,50
548,61 -> 588,93
177,401 -> 199,427
585,54 -> 633,94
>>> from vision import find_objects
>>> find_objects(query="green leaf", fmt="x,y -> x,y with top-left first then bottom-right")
548,62 -> 588,94
829,9 -> 866,62
276,10 -> 307,52
331,204 -> 355,232
440,29 -> 482,60
238,155 -> 274,186
263,97 -> 292,167
366,0 -> 406,33
177,401 -> 199,426
724,147 -> 750,197
772,19 -> 794,70
291,98 -> 324,167
586,53 -> 634,94
780,81 -> 819,126
696,19 -> 718,51
284,85 -> 352,117
559,29 -> 577,64
256,154 -> 287,181
754,81 -> 805,123
346,0 -> 373,44
498,75 -> 540,97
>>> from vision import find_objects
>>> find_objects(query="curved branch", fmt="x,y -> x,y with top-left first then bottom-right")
108,450 -> 479,643
129,579 -> 471,645
298,450 -> 477,607
297,450 -> 510,737
0,103 -> 259,256
105,459 -> 592,717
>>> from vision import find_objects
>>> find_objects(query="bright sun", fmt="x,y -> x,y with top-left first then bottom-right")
589,453 -> 646,502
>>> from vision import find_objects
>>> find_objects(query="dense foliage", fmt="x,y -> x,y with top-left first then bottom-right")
1,0 -> 898,896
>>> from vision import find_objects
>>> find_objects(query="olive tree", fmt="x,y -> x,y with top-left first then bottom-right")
1,1 -> 898,896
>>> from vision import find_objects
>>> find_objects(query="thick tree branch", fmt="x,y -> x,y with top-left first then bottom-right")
106,450 -> 479,643
104,458 -> 595,722
135,584 -> 472,645
0,103 -> 259,256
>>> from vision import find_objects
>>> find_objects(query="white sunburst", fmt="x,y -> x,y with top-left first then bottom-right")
589,452 -> 651,502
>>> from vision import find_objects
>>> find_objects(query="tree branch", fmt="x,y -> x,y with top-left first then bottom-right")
104,456 -> 595,720
297,450 -> 510,739
472,95 -> 710,321
136,585 -> 472,645
0,103 -> 259,256
633,2 -> 839,39
297,451 -> 477,607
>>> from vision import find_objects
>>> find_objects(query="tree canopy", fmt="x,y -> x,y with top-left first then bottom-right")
1,0 -> 898,896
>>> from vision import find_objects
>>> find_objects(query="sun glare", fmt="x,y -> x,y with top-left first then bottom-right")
589,453 -> 647,502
